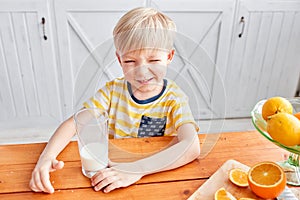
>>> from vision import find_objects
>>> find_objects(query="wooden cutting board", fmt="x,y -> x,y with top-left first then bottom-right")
188,159 -> 265,200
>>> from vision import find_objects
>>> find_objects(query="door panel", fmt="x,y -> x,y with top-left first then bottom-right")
152,0 -> 235,119
226,0 -> 300,117
54,0 -> 146,115
0,0 -> 62,127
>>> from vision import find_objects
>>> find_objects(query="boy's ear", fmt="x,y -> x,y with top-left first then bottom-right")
167,49 -> 175,63
116,52 -> 121,64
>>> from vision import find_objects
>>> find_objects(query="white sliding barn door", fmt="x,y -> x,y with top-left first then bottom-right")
151,0 -> 235,119
0,0 -> 62,128
54,0 -> 147,116
55,0 -> 235,120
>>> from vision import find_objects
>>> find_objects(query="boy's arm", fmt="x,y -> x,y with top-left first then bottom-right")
127,123 -> 200,173
91,123 -> 200,193
29,116 -> 76,193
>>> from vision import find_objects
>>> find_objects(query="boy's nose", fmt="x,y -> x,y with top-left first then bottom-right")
136,65 -> 150,76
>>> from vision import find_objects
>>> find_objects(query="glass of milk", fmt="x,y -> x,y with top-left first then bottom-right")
74,108 -> 109,178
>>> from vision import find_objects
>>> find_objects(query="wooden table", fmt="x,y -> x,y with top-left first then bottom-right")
0,131 -> 292,199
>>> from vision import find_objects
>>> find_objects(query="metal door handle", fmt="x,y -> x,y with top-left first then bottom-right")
238,16 -> 245,38
41,17 -> 47,40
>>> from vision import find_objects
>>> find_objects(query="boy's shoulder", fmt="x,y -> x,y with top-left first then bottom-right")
166,78 -> 179,88
165,78 -> 187,98
106,77 -> 126,87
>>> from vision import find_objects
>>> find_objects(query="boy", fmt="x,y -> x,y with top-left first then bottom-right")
30,7 -> 200,194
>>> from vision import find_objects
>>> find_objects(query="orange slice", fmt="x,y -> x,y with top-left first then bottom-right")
229,168 -> 249,187
214,187 -> 236,200
248,161 -> 286,199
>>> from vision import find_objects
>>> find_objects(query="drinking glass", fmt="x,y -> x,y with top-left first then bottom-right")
74,108 -> 109,178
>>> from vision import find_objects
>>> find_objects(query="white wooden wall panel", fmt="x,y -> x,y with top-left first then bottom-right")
13,13 -> 40,116
0,13 -> 29,118
0,14 -> 17,119
1,0 -> 300,140
0,0 -> 62,127
226,0 -> 300,117
277,12 -> 300,96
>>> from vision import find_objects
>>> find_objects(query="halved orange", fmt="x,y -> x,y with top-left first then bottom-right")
214,187 -> 236,200
248,161 -> 286,199
229,168 -> 249,187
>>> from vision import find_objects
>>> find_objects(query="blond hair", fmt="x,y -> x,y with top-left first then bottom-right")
113,7 -> 176,55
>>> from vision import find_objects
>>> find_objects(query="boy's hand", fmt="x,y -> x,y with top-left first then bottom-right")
91,164 -> 143,193
29,159 -> 64,193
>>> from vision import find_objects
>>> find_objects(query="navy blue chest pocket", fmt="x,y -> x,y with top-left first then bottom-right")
138,115 -> 167,137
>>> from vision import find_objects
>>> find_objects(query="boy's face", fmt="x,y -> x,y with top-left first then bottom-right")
117,48 -> 174,99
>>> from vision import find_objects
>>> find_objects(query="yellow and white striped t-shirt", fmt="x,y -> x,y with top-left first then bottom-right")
83,77 -> 198,138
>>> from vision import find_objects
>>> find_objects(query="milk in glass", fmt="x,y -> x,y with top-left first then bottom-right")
80,142 -> 108,178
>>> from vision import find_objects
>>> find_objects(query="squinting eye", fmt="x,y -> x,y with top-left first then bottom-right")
150,60 -> 161,62
124,60 -> 135,63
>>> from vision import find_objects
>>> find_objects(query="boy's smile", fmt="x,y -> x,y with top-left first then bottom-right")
117,49 -> 174,100
136,77 -> 153,85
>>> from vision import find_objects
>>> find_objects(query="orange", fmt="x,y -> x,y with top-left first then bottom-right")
262,97 -> 293,120
267,113 -> 300,146
238,198 -> 256,200
214,187 -> 236,200
294,112 -> 300,120
248,161 -> 286,199
229,168 -> 249,187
